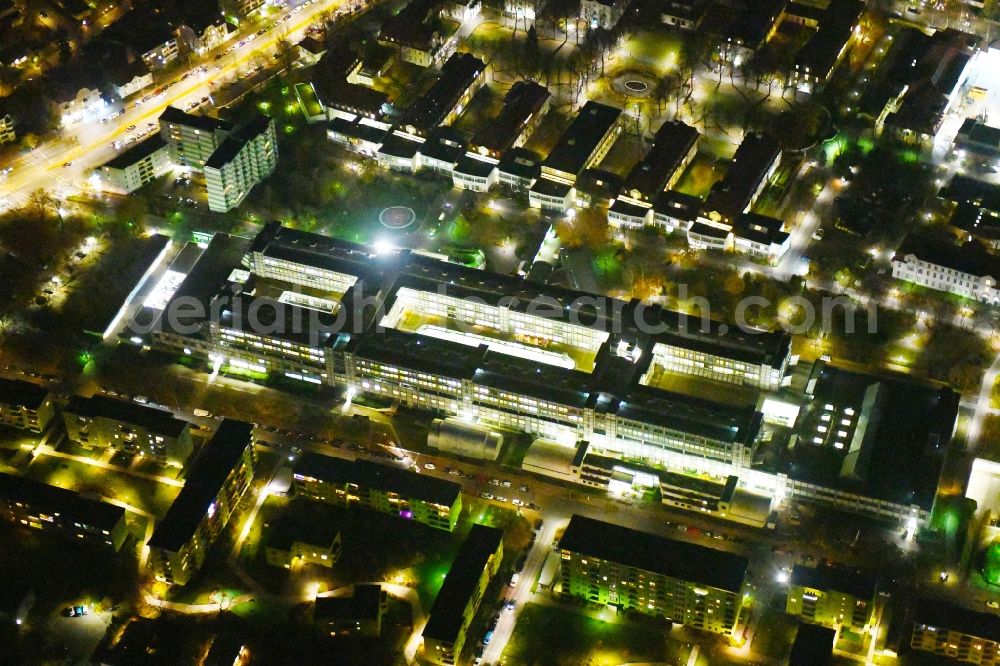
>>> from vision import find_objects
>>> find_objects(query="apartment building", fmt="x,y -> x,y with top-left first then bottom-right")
62,394 -> 193,466
580,0 -> 627,30
539,101 -> 622,185
264,500 -> 342,569
910,597 -> 1000,665
661,0 -> 708,30
159,106 -> 232,169
702,132 -> 781,225
97,134 -> 171,195
146,420 -> 255,585
204,114 -> 278,212
0,472 -> 128,550
400,52 -> 486,134
892,237 -> 1000,305
0,378 -> 55,433
315,584 -> 388,637
471,80 -> 550,158
620,120 -> 699,204
421,524 -> 504,665
559,515 -> 749,636
791,0 -> 864,90
293,454 -> 463,531
786,564 -> 879,631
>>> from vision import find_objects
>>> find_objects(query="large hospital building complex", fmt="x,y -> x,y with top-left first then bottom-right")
125,222 -> 946,527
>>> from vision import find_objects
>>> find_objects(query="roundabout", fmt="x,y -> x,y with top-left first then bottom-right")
611,70 -> 657,99
379,206 -> 417,229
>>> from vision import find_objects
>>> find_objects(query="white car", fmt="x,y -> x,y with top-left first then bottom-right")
511,498 -> 525,507
509,572 -> 520,587
423,462 -> 436,470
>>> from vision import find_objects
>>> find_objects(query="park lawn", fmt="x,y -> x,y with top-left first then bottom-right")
503,602 -> 680,666
614,28 -> 684,74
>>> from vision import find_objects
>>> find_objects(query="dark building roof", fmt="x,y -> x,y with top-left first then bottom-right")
498,146 -> 542,180
794,0 -> 864,79
559,515 -> 749,592
0,378 -> 50,410
654,189 -> 703,222
102,133 -> 166,170
942,174 -> 1000,210
266,498 -> 342,551
402,52 -> 485,132
64,394 -> 188,437
420,126 -> 467,165
623,120 -> 699,201
786,362 -> 958,511
882,29 -> 978,136
707,0 -> 785,49
159,105 -> 230,133
294,453 -> 462,506
154,233 -> 251,337
204,634 -> 246,666
422,524 -> 504,643
204,113 -> 271,170
542,101 -> 621,177
790,624 -> 835,666
454,153 -> 497,177
950,203 -> 1000,242
732,212 -> 789,246
315,584 -> 384,622
914,596 -> 1000,642
46,62 -> 104,103
102,8 -> 177,56
147,419 -> 253,552
955,118 -> 1000,156
379,0 -> 440,49
0,472 -> 125,531
790,564 -> 878,599
896,234 -> 1000,281
703,132 -> 780,222
472,80 -> 549,154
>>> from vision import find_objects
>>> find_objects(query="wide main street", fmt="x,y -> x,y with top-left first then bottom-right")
0,0 -> 350,209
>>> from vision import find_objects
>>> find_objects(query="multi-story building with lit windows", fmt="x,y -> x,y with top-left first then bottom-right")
0,472 -> 128,550
146,420 -> 255,585
558,515 -> 749,636
0,378 -> 55,433
910,597 -> 1000,665
292,453 -> 462,531
159,106 -> 232,169
421,524 -> 504,665
62,394 -> 194,466
97,134 -> 171,194
786,564 -> 879,631
204,114 -> 278,212
892,237 -> 1000,305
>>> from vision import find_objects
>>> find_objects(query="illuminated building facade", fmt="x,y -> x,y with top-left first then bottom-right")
786,564 -> 878,631
558,515 -> 749,636
910,597 -> 1000,665
0,472 -> 128,550
63,394 -> 194,466
292,453 -> 462,531
134,223 -> 948,528
146,420 -> 255,585
0,378 -> 55,433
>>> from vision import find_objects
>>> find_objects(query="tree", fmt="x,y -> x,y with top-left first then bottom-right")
27,189 -> 57,219
555,206 -> 609,248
